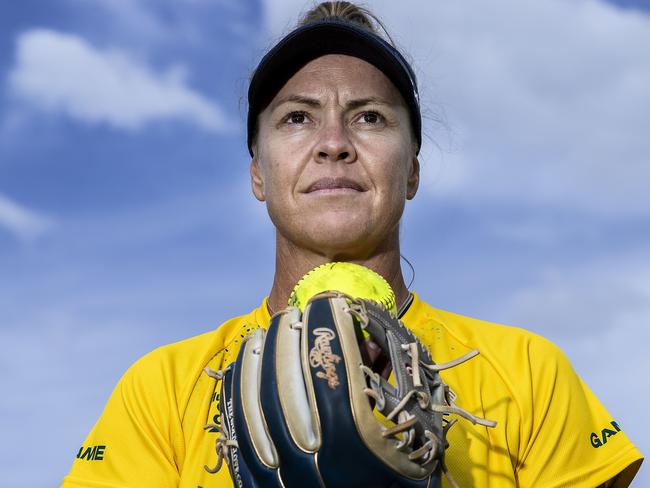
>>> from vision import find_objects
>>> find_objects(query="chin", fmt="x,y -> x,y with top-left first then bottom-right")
272,206 -> 396,255
311,211 -> 368,235
302,219 -> 382,257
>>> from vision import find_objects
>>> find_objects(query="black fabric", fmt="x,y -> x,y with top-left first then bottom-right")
247,20 -> 421,156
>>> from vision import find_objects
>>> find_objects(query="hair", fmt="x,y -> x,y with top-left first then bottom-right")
298,2 -> 398,48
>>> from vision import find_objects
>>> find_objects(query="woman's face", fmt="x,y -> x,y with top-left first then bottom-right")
251,54 -> 419,259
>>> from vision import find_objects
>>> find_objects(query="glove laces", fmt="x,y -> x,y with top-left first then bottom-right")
361,336 -> 496,488
202,367 -> 239,475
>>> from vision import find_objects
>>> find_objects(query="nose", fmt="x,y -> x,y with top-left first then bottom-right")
313,119 -> 356,164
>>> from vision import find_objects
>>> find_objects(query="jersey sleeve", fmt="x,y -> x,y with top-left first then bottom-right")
61,349 -> 185,488
515,336 -> 643,487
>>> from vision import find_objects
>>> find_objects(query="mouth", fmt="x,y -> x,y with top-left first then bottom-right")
305,177 -> 366,194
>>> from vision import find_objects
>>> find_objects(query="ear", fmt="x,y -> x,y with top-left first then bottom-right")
250,157 -> 266,202
406,156 -> 419,200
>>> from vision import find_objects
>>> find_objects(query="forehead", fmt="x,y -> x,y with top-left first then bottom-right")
270,54 -> 404,106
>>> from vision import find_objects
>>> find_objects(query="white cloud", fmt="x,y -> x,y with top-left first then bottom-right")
69,0 -> 254,50
7,29 -> 228,132
262,0 -> 650,217
0,192 -> 53,241
402,0 -> 650,218
499,253 -> 650,336
73,0 -> 169,42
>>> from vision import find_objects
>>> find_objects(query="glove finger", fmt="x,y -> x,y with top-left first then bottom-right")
220,329 -> 278,487
260,309 -> 324,487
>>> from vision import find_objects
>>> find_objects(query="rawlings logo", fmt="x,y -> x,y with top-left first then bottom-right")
309,327 -> 342,389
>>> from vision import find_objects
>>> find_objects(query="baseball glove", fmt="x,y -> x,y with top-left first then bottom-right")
203,292 -> 495,488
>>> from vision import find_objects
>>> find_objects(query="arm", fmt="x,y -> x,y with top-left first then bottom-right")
599,475 -> 617,488
61,350 -> 184,487
598,459 -> 644,488
515,336 -> 643,487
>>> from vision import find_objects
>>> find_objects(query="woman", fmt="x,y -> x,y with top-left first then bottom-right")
62,2 -> 642,487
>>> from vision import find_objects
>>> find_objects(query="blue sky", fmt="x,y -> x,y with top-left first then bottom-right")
0,0 -> 649,486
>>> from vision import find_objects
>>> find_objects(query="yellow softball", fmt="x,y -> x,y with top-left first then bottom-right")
288,262 -> 397,316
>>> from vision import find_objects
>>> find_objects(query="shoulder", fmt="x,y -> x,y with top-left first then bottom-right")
119,305 -> 265,412
405,295 -> 645,486
406,293 -> 577,414
436,305 -> 563,360
406,292 -> 564,368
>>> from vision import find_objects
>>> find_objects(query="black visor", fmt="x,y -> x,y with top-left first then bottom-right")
247,20 -> 421,156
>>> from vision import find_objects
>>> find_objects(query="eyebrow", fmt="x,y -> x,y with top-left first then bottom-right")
270,95 -> 394,111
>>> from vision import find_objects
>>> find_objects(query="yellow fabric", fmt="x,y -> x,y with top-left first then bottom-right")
61,293 -> 643,488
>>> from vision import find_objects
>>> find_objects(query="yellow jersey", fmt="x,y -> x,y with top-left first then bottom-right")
62,293 -> 643,487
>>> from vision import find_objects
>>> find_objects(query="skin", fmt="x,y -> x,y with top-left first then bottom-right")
250,54 -> 420,314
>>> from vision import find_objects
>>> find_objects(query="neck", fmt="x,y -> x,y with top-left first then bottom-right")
267,230 -> 410,313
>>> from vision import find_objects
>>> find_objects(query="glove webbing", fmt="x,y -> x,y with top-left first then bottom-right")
360,343 -> 495,488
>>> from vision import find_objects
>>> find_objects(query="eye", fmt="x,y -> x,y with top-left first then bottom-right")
284,111 -> 310,125
358,111 -> 384,125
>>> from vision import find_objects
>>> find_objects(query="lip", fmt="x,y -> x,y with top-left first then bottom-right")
305,177 -> 366,193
